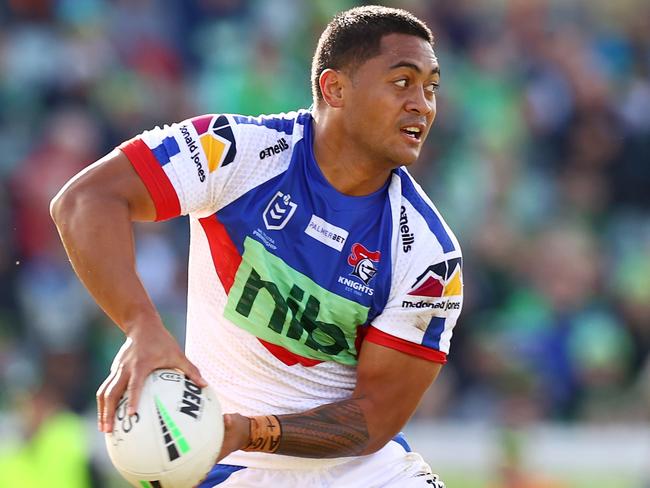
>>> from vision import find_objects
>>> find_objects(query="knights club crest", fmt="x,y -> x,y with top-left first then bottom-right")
348,243 -> 381,285
263,191 -> 298,230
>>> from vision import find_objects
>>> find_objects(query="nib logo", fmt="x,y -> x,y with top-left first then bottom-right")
408,258 -> 462,298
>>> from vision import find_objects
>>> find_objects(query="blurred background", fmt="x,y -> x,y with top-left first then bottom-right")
0,0 -> 648,486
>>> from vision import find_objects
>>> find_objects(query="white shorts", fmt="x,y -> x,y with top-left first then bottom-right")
197,435 -> 441,488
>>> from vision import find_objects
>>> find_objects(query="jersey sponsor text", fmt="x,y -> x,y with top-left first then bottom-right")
304,215 -> 348,251
224,238 -> 369,365
179,124 -> 206,182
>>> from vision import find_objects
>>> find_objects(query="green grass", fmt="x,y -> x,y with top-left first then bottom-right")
438,471 -> 641,488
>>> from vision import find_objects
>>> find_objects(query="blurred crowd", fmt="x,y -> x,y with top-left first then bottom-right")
0,0 -> 649,485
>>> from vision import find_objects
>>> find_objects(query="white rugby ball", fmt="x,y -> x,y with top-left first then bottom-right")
105,369 -> 223,488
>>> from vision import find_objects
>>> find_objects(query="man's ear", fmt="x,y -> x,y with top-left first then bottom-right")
319,69 -> 347,108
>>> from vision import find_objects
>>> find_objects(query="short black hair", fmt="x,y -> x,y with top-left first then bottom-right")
311,5 -> 434,103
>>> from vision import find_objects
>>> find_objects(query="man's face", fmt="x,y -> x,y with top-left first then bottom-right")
341,33 -> 439,167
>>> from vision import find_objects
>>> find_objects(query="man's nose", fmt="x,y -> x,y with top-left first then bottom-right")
405,86 -> 433,116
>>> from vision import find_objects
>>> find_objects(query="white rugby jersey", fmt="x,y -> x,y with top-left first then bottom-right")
120,110 -> 463,469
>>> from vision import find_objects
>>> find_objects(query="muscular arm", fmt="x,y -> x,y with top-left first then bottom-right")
276,398 -> 368,457
51,149 -> 206,428
50,149 -> 157,329
223,340 -> 442,458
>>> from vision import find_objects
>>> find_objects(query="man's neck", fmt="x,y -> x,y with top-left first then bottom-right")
311,109 -> 393,197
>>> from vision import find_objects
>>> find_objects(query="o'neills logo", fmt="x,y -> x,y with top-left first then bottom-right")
348,243 -> 380,285
400,206 -> 414,252
260,138 -> 289,159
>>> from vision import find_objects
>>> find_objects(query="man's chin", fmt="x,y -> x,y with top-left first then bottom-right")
374,144 -> 420,168
395,148 -> 420,167
400,157 -> 417,167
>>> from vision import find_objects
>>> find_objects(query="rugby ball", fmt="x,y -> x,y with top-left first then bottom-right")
105,369 -> 223,488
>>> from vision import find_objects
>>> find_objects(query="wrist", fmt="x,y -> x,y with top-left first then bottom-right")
243,415 -> 282,453
221,413 -> 252,456
122,309 -> 164,336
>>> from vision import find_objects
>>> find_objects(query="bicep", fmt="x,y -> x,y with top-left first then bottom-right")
353,340 -> 443,449
53,148 -> 156,222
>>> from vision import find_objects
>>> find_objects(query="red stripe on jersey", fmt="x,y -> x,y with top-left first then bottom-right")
198,215 -> 241,294
198,215 -> 320,367
258,339 -> 323,367
120,138 -> 180,221
354,324 -> 369,358
364,326 -> 447,364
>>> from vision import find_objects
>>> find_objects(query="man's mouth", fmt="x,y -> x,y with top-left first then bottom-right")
400,126 -> 423,141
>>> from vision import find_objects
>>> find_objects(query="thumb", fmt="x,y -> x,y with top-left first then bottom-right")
182,358 -> 208,388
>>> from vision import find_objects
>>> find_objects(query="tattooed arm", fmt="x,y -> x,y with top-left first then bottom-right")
217,340 -> 443,459
274,398 -> 367,457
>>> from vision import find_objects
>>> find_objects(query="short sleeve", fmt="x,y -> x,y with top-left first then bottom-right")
367,183 -> 464,364
119,114 -> 239,220
368,251 -> 463,364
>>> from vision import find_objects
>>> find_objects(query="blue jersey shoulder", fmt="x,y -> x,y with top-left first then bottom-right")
396,168 -> 457,254
231,110 -> 311,136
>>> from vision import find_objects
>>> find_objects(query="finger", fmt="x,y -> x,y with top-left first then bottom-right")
126,367 -> 146,416
103,370 -> 129,433
110,338 -> 133,371
96,369 -> 118,431
182,358 -> 208,388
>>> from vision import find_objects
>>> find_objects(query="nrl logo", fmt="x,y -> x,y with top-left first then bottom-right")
347,243 -> 381,285
263,191 -> 297,230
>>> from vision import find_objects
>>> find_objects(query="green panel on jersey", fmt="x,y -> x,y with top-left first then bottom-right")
224,237 -> 369,365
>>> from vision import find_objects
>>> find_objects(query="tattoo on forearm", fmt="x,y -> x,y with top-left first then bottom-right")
275,399 -> 369,458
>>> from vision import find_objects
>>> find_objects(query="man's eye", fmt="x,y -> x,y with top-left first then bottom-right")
426,83 -> 440,93
394,79 -> 407,88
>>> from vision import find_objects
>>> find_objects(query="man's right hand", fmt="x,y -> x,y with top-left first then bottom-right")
96,321 -> 207,433
49,149 -> 207,434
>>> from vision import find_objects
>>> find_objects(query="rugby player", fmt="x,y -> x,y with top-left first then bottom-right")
51,6 -> 462,487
